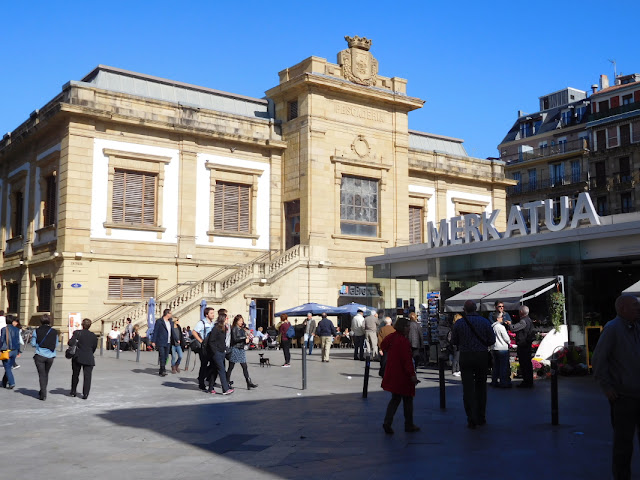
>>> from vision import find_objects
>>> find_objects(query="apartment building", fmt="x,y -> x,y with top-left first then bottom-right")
0,36 -> 513,332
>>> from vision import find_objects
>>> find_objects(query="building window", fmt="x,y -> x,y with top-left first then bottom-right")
409,206 -> 423,244
576,106 -> 586,122
598,100 -> 609,114
43,174 -> 57,227
12,191 -> 24,239
37,278 -> 52,312
108,277 -> 156,300
213,182 -> 251,233
512,172 -> 522,194
623,94 -> 633,105
285,200 -> 301,250
550,163 -> 565,186
571,160 -> 581,183
112,169 -> 157,226
528,169 -> 537,191
520,122 -> 533,138
538,142 -> 548,155
558,138 -> 567,153
619,157 -> 631,183
561,111 -> 571,126
608,126 -> 619,148
288,101 -> 298,121
340,176 -> 378,237
597,196 -> 608,216
621,192 -> 632,214
7,283 -> 19,314
620,124 -> 631,147
596,130 -> 607,151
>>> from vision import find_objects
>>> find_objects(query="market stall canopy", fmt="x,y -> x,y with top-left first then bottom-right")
333,303 -> 376,316
480,277 -> 558,311
274,302 -> 336,317
444,281 -> 513,312
622,279 -> 640,296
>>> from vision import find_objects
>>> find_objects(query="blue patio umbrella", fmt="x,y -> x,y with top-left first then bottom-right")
333,302 -> 376,316
147,297 -> 156,337
248,300 -> 257,330
200,299 -> 208,321
275,302 -> 337,317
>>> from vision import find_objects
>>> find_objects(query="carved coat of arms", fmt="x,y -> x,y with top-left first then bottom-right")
338,35 -> 378,86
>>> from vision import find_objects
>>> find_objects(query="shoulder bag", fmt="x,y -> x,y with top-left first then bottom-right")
0,327 -> 10,361
65,331 -> 79,359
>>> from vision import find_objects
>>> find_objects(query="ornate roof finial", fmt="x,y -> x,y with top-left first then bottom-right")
345,35 -> 372,51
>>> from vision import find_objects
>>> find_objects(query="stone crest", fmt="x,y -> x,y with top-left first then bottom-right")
338,36 -> 378,86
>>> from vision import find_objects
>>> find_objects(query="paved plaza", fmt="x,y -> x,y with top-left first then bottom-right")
2,344 -> 634,479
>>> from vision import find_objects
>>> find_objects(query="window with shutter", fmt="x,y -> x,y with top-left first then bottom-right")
409,206 -> 423,244
608,126 -> 619,148
7,283 -> 19,314
37,278 -> 52,312
112,169 -> 157,225
43,174 -> 57,227
13,191 -> 24,238
214,182 -> 251,232
108,276 -> 156,300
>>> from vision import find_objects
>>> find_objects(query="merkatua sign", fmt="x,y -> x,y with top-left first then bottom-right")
426,192 -> 600,248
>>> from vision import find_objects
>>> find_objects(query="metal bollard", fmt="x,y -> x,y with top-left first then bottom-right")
551,350 -> 559,425
302,340 -> 307,390
100,334 -> 104,356
439,356 -> 446,409
116,337 -> 120,359
184,347 -> 191,370
362,353 -> 371,398
59,334 -> 64,352
136,335 -> 141,363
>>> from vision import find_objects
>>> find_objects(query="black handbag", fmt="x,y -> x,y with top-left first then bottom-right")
65,332 -> 79,359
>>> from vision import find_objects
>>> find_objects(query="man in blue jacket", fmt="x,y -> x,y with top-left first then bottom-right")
1,318 -> 21,389
316,313 -> 336,363
151,309 -> 174,377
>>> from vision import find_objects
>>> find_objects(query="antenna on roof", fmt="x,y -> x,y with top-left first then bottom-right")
608,59 -> 617,79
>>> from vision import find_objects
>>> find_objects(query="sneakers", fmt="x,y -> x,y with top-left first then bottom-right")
282,364 -> 291,368
222,389 -> 234,395
453,372 -> 461,377
405,425 -> 420,433
13,364 -> 20,369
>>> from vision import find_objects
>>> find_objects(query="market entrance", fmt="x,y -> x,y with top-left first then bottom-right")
255,298 -> 274,331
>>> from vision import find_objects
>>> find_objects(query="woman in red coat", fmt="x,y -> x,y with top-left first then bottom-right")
381,317 -> 420,434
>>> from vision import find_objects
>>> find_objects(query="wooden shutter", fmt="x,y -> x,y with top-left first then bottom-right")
108,277 -> 123,299
109,276 -> 154,300
610,96 -> 620,109
142,278 -> 156,299
44,174 -> 57,226
632,121 -> 640,143
409,206 -> 422,244
608,126 -> 619,148
214,182 -> 250,232
113,170 -> 156,225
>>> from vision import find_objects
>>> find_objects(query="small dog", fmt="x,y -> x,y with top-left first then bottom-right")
259,353 -> 271,367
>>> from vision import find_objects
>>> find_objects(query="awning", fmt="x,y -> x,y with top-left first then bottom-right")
623,279 -> 640,296
444,281 -> 513,312
480,277 -> 558,311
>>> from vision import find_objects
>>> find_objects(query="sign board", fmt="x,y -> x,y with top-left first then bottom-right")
68,312 -> 82,338
71,283 -> 82,288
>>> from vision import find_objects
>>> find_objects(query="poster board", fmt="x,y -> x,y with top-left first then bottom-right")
68,312 -> 82,338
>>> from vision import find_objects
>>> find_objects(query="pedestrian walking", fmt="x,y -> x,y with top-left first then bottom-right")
364,311 -> 379,359
170,317 -> 184,373
316,312 -> 336,362
206,312 -> 233,395
351,309 -> 365,361
226,315 -> 258,390
151,309 -> 173,377
450,300 -> 495,429
381,317 -> 420,434
278,313 -> 292,367
1,318 -> 21,390
69,318 -> 98,399
31,314 -> 59,400
592,294 -> 640,480
193,307 -> 214,391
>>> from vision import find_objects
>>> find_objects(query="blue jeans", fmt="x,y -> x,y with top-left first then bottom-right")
2,350 -> 18,387
209,350 -> 230,392
171,345 -> 183,366
157,345 -> 170,374
491,350 -> 511,386
306,336 -> 314,355
353,335 -> 365,360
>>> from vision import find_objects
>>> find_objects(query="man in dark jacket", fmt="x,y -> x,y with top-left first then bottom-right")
70,318 -> 98,399
506,305 -> 534,388
451,300 -> 495,429
151,309 -> 173,377
316,313 -> 336,363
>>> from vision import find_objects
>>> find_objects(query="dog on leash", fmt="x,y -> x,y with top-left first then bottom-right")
259,353 -> 271,367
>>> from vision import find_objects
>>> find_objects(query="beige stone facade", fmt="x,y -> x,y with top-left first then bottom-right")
0,37 -> 512,338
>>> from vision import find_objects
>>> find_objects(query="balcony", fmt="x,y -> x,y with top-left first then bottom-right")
507,172 -> 588,196
503,138 -> 589,166
589,171 -> 639,191
587,102 -> 640,123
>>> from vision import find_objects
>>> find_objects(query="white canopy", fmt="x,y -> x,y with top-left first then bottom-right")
480,277 -> 558,311
623,279 -> 640,296
443,281 -> 513,312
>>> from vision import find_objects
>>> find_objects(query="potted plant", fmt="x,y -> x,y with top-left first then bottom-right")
550,291 -> 565,333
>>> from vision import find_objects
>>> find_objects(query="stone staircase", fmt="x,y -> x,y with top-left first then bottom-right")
94,244 -> 309,332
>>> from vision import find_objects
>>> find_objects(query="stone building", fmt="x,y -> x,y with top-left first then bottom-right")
0,36 -> 512,335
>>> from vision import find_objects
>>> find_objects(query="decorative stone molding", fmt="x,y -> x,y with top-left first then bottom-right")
338,36 -> 378,86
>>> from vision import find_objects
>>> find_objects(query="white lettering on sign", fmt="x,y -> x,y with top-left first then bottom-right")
334,103 -> 386,123
425,192 -> 600,248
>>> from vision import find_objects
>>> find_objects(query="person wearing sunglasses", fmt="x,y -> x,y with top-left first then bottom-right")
489,301 -> 511,324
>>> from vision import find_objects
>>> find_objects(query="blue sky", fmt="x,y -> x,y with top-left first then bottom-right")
1,0 -> 638,159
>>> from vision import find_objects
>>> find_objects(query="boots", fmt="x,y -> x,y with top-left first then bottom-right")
246,378 -> 258,389
171,365 -> 177,374
175,365 -> 180,373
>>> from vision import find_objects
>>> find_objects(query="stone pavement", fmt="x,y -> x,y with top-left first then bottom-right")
1,344 -> 633,479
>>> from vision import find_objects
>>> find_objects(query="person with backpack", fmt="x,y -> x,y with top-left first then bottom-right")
193,307 -> 215,392
506,305 -> 534,388
30,314 -> 59,401
279,313 -> 293,367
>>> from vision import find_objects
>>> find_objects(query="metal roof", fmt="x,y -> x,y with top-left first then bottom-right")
80,65 -> 272,120
409,130 -> 468,156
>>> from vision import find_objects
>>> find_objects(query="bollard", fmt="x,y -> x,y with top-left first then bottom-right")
362,353 -> 371,398
551,354 -> 559,425
100,334 -> 104,356
136,335 -> 141,363
184,347 -> 191,370
116,337 -> 120,359
302,340 -> 307,390
439,356 -> 446,409
59,334 -> 64,352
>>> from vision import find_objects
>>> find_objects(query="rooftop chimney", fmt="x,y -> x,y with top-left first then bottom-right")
591,84 -> 598,94
600,74 -> 610,90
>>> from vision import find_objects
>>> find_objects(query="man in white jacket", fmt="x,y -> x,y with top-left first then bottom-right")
491,313 -> 512,388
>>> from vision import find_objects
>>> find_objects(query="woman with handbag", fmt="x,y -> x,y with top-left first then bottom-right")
69,318 -> 98,399
206,313 -> 234,395
30,314 -> 59,400
0,319 -> 21,389
226,315 -> 258,390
